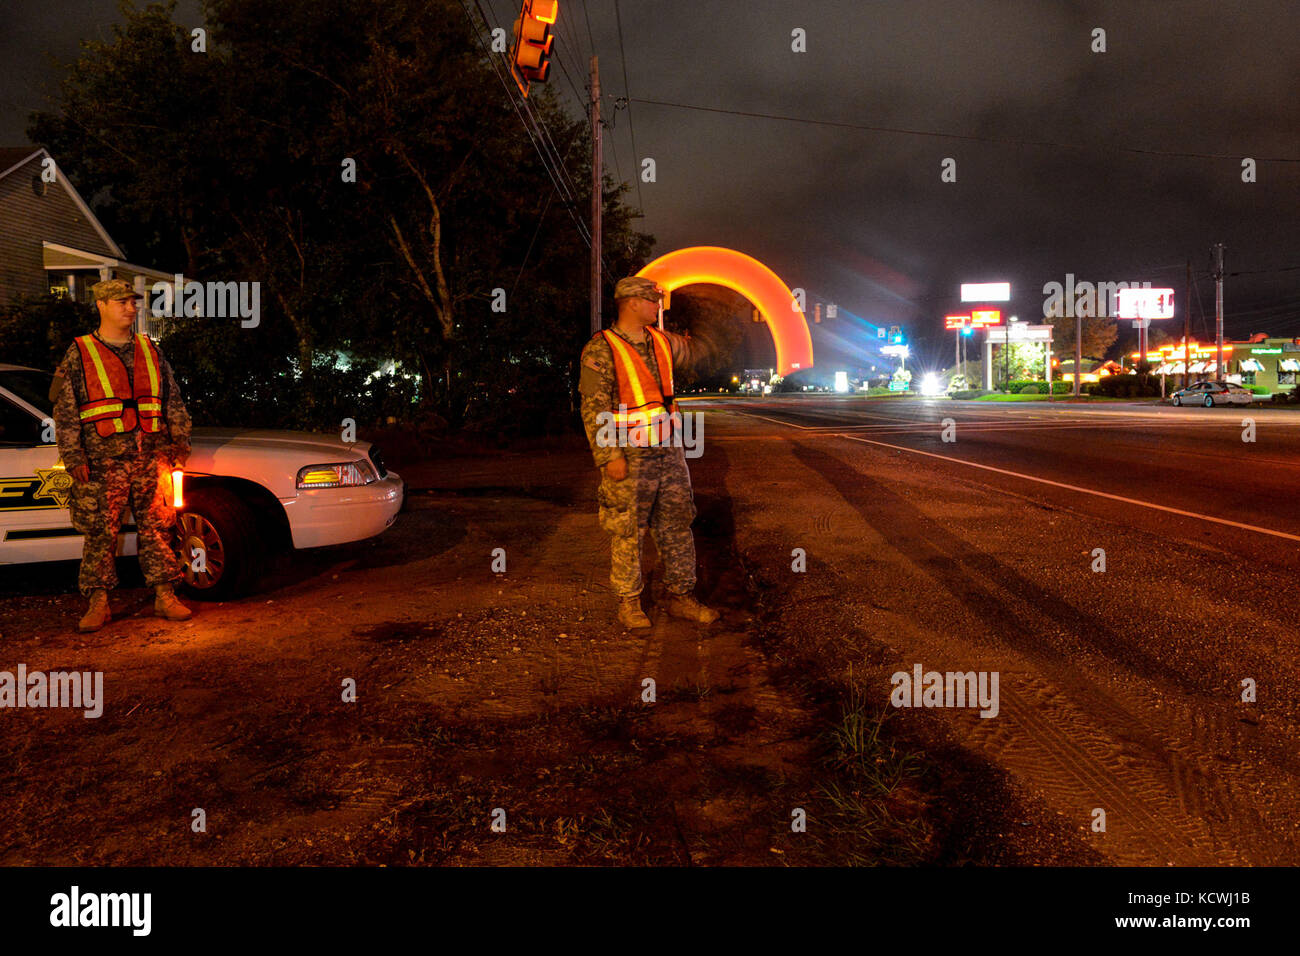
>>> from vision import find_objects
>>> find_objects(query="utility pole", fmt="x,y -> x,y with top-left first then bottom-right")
1184,260 -> 1192,390
1213,242 -> 1225,382
589,55 -> 602,336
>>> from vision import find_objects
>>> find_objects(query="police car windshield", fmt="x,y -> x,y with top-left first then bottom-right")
0,369 -> 54,418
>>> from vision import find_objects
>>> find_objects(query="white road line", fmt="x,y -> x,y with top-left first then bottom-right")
837,433 -> 1300,544
732,411 -> 818,429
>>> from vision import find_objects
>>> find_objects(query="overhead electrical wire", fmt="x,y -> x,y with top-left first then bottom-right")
480,0 -> 587,204
613,0 -> 646,216
628,97 -> 1300,164
459,0 -> 593,253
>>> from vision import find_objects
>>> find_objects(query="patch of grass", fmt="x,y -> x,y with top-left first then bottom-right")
825,683 -> 920,795
662,675 -> 714,703
580,807 -> 651,861
810,679 -> 935,865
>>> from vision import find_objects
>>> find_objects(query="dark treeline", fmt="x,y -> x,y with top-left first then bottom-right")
9,0 -> 654,437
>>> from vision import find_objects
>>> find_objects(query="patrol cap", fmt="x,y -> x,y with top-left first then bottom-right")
613,276 -> 664,303
91,278 -> 143,302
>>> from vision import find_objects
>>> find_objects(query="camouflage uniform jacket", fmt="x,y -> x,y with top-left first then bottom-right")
578,324 -> 704,469
54,334 -> 192,471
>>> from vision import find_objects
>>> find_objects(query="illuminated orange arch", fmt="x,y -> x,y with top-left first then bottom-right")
637,246 -> 814,376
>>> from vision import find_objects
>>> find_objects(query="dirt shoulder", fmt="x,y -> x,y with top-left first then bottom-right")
0,429 -> 1088,865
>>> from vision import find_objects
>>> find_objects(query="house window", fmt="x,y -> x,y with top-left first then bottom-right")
1280,372 -> 1296,386
1242,371 -> 1256,385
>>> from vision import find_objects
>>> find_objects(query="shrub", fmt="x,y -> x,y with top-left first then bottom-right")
0,294 -> 93,371
1006,378 -> 1070,395
1018,384 -> 1040,395
1087,375 -> 1162,398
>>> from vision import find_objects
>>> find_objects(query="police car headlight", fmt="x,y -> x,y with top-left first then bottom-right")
296,460 -> 377,489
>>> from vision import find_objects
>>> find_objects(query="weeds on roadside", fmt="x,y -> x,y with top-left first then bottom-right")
810,675 -> 934,865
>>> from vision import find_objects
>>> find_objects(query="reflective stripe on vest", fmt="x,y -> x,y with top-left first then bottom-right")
74,334 -> 165,438
600,327 -> 679,447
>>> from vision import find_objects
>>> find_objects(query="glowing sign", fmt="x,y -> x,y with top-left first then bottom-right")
961,282 -> 1011,302
1117,288 -> 1174,319
637,246 -> 814,377
880,344 -> 909,358
945,314 -> 971,330
971,309 -> 1002,326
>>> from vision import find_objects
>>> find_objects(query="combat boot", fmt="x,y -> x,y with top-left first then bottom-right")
78,589 -> 111,633
154,583 -> 193,621
617,597 -> 652,630
667,592 -> 720,624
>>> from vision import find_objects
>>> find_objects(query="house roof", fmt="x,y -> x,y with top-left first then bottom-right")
0,146 -> 124,259
0,147 -> 42,178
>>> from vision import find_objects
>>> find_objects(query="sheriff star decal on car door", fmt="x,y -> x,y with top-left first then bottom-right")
33,467 -> 74,509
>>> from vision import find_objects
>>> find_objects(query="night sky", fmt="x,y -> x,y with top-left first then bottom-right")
3,0 -> 1297,373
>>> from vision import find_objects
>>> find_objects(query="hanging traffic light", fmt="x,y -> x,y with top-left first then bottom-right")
511,0 -> 558,97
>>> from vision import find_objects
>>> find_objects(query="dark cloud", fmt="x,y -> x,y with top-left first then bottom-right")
4,0 -> 1296,370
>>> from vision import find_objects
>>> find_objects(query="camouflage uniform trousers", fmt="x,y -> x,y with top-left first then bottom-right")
69,453 -> 182,596
596,444 -> 698,598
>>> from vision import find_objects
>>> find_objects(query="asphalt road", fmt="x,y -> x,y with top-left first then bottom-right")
686,394 -> 1300,864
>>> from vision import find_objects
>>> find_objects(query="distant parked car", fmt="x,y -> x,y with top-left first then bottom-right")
1170,381 -> 1253,407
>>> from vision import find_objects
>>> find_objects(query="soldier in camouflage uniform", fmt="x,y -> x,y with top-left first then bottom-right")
579,276 -> 719,630
53,279 -> 193,632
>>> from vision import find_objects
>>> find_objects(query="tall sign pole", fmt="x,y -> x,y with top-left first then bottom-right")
1213,242 -> 1225,382
1074,309 -> 1082,398
590,55 -> 602,336
1184,260 -> 1191,390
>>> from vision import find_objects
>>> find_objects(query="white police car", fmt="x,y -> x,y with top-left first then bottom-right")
0,363 -> 403,598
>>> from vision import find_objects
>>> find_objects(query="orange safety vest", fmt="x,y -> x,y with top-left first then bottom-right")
74,333 -> 165,437
600,325 -> 679,447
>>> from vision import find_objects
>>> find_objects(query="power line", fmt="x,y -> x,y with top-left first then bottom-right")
613,0 -> 646,216
580,0 -> 597,65
474,0 -> 586,213
460,0 -> 592,251
483,0 -> 586,122
605,110 -> 624,187
512,118 -> 592,298
1228,265 -> 1300,277
629,97 -> 1300,164
547,2 -> 590,106
549,37 -> 589,107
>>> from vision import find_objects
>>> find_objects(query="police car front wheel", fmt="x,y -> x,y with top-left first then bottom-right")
177,486 -> 263,600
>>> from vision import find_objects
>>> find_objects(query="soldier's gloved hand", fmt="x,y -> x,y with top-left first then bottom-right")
70,465 -> 90,483
603,457 -> 628,481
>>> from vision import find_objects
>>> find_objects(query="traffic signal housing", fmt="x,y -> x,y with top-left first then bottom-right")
511,0 -> 558,97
